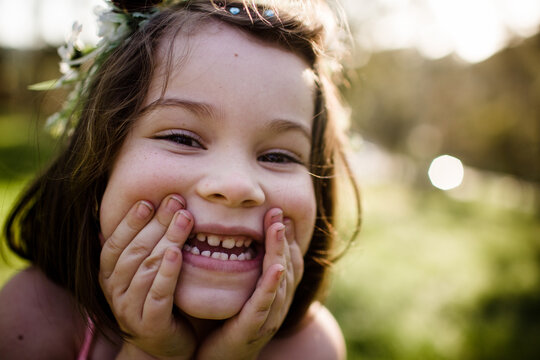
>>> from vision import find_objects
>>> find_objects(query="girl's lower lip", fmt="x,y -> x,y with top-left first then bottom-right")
181,249 -> 263,272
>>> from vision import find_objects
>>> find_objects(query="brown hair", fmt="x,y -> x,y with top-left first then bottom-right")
3,0 -> 360,338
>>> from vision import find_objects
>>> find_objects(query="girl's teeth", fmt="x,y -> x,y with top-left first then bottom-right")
183,243 -> 254,261
196,233 -> 206,242
222,238 -> 235,249
192,233 -> 254,249
207,235 -> 220,246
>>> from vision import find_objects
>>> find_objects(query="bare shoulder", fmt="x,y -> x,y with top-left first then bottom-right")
260,302 -> 347,360
0,266 -> 84,359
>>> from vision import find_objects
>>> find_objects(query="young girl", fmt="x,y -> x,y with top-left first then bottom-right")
0,0 -> 360,358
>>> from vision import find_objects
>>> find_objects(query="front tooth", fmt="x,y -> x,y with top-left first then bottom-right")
235,239 -> 244,247
207,235 -> 220,247
196,233 -> 206,242
211,252 -> 221,259
229,254 -> 238,261
222,238 -> 235,249
244,239 -> 252,247
219,253 -> 229,261
201,250 -> 211,257
238,253 -> 246,261
191,247 -> 200,255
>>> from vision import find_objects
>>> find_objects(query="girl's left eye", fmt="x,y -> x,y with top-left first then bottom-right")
258,152 -> 302,165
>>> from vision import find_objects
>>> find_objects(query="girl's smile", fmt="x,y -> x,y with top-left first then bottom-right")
99,20 -> 317,320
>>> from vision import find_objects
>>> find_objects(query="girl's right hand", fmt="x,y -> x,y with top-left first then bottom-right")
99,195 -> 196,360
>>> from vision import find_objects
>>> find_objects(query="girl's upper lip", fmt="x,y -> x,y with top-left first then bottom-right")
192,223 -> 263,242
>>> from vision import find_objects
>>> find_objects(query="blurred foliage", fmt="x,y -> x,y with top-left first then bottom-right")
0,113 -> 57,180
345,33 -> 540,183
327,184 -> 540,359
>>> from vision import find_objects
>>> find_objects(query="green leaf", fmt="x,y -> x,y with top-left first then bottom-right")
28,79 -> 59,91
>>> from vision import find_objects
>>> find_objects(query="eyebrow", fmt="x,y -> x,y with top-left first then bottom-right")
140,97 -> 216,119
140,97 -> 312,141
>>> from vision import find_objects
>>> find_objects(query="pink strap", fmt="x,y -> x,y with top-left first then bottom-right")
77,318 -> 95,360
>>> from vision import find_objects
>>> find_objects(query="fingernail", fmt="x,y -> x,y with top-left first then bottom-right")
165,248 -> 179,262
276,265 -> 286,280
175,210 -> 192,230
137,201 -> 153,218
271,209 -> 283,224
276,223 -> 285,241
284,218 -> 293,242
167,195 -> 185,212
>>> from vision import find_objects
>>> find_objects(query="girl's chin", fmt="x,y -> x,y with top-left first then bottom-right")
174,256 -> 262,319
174,287 -> 254,319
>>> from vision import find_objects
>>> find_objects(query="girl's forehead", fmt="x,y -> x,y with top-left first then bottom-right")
147,20 -> 316,110
155,20 -> 313,78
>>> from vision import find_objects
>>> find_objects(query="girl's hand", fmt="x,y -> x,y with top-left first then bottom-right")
196,208 -> 304,360
99,195 -> 197,360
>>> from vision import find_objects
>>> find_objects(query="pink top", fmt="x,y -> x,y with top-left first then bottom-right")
77,318 -> 95,360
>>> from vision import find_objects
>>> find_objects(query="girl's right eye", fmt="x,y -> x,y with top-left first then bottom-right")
155,131 -> 205,149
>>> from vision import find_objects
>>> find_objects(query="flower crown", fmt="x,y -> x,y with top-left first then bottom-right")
31,0 -> 276,137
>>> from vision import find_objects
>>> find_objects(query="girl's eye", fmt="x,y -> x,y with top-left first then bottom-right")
156,132 -> 204,149
258,152 -> 302,165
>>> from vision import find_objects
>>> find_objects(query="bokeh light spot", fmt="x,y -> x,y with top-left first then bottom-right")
428,155 -> 464,190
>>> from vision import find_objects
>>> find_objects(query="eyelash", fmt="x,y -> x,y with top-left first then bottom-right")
156,131 -> 205,149
156,131 -> 303,165
258,151 -> 303,165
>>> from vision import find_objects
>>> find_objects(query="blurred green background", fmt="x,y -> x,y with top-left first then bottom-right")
1,1 -> 540,359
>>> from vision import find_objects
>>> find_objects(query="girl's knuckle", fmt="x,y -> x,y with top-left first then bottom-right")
127,241 -> 151,257
141,255 -> 160,273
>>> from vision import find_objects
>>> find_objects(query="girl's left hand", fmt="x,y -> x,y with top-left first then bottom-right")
195,208 -> 304,360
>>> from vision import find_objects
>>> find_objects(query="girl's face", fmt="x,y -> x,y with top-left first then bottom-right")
100,22 -> 316,319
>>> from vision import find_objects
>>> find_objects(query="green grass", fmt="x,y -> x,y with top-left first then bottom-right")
326,184 -> 540,360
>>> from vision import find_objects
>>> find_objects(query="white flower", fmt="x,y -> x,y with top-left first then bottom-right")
57,22 -> 84,75
95,6 -> 132,47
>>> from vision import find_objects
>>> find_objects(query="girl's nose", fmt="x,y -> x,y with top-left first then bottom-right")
196,162 -> 265,207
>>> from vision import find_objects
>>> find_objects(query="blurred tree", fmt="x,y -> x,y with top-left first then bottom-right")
345,33 -> 540,184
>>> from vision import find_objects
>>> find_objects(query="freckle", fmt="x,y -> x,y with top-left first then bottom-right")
234,53 -> 238,57
17,334 -> 24,340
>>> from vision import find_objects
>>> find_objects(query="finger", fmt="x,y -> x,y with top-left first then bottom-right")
142,247 -> 183,326
128,210 -> 193,299
136,209 -> 193,276
100,200 -> 154,280
155,195 -> 185,228
263,208 -> 283,233
262,222 -> 286,274
284,218 -> 303,286
237,263 -> 285,332
110,195 -> 185,289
